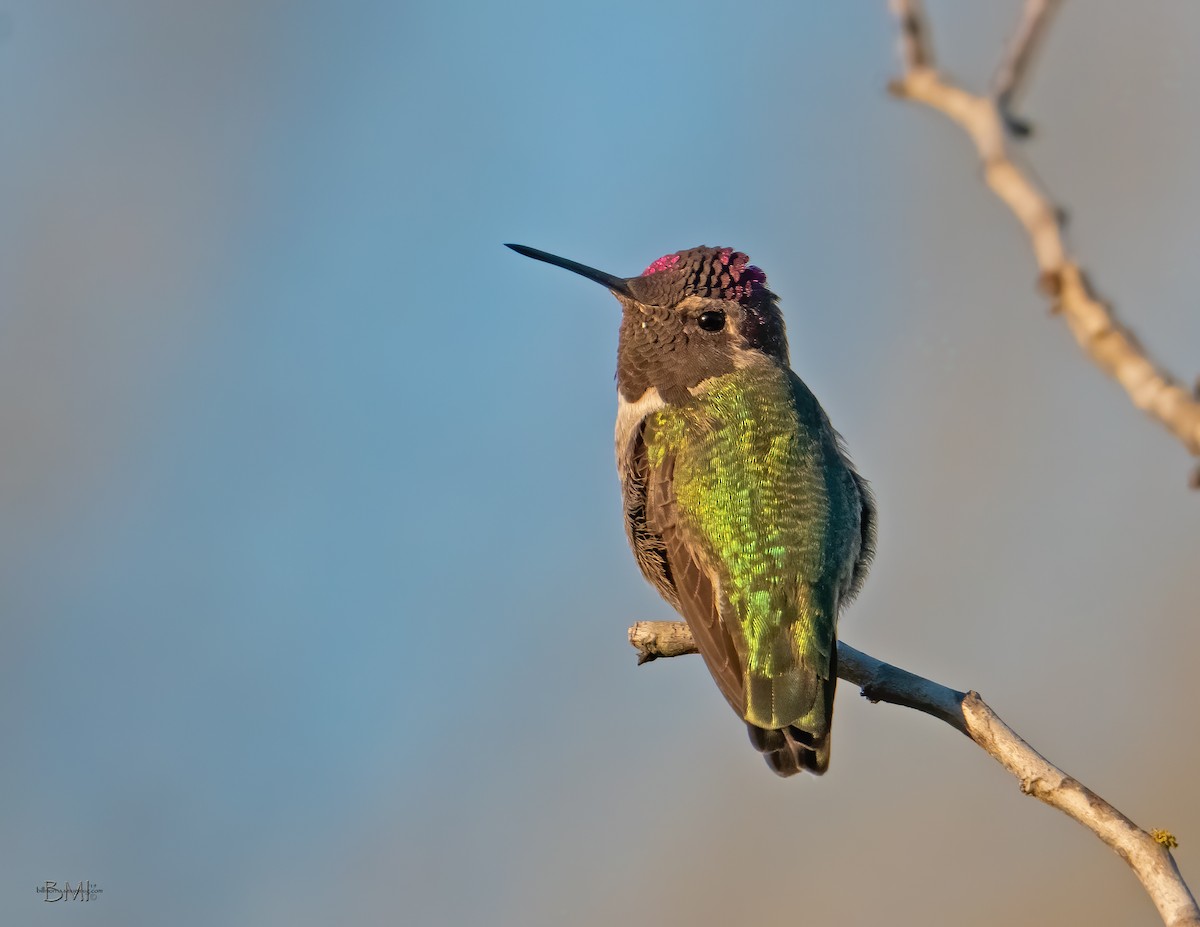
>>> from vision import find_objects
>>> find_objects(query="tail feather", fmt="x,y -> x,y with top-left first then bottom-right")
747,722 -> 829,776
746,646 -> 837,777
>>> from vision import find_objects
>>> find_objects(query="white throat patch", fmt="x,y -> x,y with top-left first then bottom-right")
614,387 -> 666,463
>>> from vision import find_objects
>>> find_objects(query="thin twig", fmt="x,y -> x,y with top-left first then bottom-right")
629,620 -> 1200,927
887,0 -> 932,72
991,0 -> 1064,136
886,2 -> 1200,476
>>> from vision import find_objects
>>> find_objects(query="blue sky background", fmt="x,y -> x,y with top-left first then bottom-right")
2,2 -> 1198,924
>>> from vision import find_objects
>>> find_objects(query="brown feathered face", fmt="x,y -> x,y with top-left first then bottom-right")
615,247 -> 788,403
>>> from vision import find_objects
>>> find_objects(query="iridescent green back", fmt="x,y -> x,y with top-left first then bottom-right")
643,363 -> 861,731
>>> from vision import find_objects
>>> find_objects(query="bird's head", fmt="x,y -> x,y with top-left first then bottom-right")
507,244 -> 787,402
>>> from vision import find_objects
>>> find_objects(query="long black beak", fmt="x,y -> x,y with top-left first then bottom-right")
505,244 -> 632,298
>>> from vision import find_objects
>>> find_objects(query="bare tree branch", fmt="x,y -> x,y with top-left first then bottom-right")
991,0 -> 1064,136
885,2 -> 1200,481
629,620 -> 1200,927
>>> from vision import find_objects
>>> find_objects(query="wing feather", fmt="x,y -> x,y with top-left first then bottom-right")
648,454 -> 746,715
621,421 -> 745,715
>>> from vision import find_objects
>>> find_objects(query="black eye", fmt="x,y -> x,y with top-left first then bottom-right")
697,309 -> 726,332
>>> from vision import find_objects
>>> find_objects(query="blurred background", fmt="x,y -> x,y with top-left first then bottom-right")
2,2 -> 1197,924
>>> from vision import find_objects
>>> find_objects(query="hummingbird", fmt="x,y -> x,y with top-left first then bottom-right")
506,243 -> 876,776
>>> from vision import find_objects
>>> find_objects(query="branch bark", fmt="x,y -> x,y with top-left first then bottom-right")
629,620 -> 1200,927
886,0 -> 1200,484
